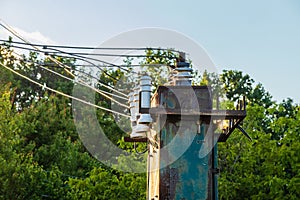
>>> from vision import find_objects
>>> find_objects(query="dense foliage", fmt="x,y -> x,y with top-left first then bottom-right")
0,43 -> 299,199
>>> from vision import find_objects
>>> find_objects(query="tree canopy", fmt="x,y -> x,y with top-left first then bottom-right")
0,42 -> 299,199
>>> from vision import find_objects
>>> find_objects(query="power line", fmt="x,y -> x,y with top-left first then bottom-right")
36,54 -> 125,98
3,43 -> 171,99
0,19 -> 179,76
9,53 -> 129,98
0,19 -> 74,77
10,51 -> 128,99
43,62 -> 171,68
1,43 -> 122,81
52,51 -> 177,58
60,65 -> 129,98
0,23 -> 128,98
0,19 -> 173,100
1,44 -> 47,54
0,61 -> 131,118
0,43 -> 172,101
1,43 -> 134,75
12,52 -> 129,108
2,42 -> 139,77
39,64 -> 129,108
36,60 -> 173,69
2,42 -> 177,59
44,46 -> 136,74
1,43 -> 175,69
46,51 -> 121,82
0,38 -> 181,52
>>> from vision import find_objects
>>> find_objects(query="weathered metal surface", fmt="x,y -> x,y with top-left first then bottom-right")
150,108 -> 246,119
212,143 -> 218,200
147,136 -> 160,200
148,86 -> 215,199
124,137 -> 147,143
151,86 -> 212,111
147,85 -> 246,200
160,120 -> 212,200
218,118 -> 245,142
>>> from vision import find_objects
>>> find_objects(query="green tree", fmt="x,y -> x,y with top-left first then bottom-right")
1,40 -> 75,109
0,85 -> 69,199
218,99 -> 300,199
1,41 -> 299,200
67,168 -> 146,200
221,70 -> 273,108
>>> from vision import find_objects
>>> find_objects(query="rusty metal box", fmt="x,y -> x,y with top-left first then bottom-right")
151,86 -> 212,113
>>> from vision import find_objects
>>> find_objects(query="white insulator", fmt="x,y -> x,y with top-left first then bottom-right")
140,75 -> 152,86
128,92 -> 136,122
140,75 -> 152,112
173,63 -> 193,86
138,113 -> 153,124
130,124 -> 149,139
133,86 -> 140,120
129,75 -> 153,139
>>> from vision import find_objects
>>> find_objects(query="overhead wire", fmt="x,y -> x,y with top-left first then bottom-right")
41,57 -> 129,98
0,38 -> 181,53
34,61 -> 173,69
1,44 -> 47,54
60,65 -> 129,98
0,19 -> 177,99
51,52 -> 176,58
2,42 -> 122,81
45,50 -> 121,82
43,47 -> 177,59
44,62 -> 171,68
44,48 -> 176,71
1,42 -> 176,69
1,43 -> 129,98
0,61 -> 131,118
11,52 -> 129,107
0,21 -> 128,98
2,43 -> 173,99
3,43 -> 177,59
44,46 -> 135,74
0,19 -> 74,77
0,39 -> 178,71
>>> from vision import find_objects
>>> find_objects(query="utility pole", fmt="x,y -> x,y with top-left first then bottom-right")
126,53 -> 249,200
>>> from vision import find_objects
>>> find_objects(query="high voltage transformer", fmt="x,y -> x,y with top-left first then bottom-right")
126,54 -> 249,200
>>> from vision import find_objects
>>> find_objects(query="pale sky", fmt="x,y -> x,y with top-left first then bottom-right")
1,0 -> 300,103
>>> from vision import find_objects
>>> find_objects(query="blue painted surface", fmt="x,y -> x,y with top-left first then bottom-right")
160,122 -> 211,200
214,143 -> 218,200
150,86 -> 218,200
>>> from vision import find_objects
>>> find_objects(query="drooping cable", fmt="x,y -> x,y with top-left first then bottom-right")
0,38 -> 181,52
0,62 -> 130,118
1,43 -> 121,80
44,46 -> 135,74
8,51 -> 129,98
134,142 -> 148,155
44,50 -> 121,82
0,39 -> 178,71
0,19 -> 75,77
0,43 -> 175,69
11,52 -> 129,108
0,31 -> 128,98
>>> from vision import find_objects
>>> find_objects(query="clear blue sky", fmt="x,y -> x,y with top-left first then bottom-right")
1,0 -> 300,103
